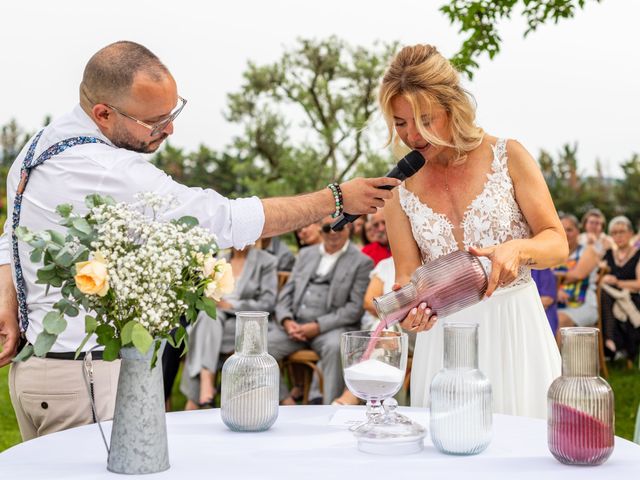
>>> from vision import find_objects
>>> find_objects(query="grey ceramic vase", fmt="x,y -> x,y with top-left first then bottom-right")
221,311 -> 279,431
107,342 -> 170,475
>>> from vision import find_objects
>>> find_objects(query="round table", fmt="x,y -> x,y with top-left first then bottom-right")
0,406 -> 638,479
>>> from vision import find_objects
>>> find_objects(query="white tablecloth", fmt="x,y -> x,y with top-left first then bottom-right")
0,406 -> 638,479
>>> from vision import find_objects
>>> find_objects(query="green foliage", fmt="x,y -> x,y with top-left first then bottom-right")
223,37 -> 398,196
152,143 -> 246,198
536,143 -> 639,226
13,193 -> 223,365
441,0 -> 601,77
615,154 -> 640,227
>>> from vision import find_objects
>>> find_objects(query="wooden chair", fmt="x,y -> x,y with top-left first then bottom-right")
277,271 -> 291,291
401,354 -> 413,403
595,266 -> 610,378
556,268 -> 609,378
281,350 -> 324,404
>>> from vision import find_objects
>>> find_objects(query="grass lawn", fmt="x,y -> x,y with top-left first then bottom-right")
1,360 -> 638,453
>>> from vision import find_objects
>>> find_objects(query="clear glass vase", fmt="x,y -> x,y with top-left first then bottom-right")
374,250 -> 487,328
548,327 -> 614,465
429,323 -> 492,455
221,311 -> 279,432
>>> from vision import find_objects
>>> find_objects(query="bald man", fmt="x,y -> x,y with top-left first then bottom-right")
0,41 -> 398,440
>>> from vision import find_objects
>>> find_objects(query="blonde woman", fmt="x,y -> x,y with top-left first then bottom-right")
381,45 -> 567,418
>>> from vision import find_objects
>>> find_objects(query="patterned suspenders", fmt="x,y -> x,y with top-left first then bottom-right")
11,130 -> 108,331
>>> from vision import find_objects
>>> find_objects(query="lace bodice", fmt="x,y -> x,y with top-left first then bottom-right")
399,138 -> 532,288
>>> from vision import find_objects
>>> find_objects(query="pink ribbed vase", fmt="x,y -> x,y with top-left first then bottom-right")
373,250 -> 488,327
547,327 -> 614,465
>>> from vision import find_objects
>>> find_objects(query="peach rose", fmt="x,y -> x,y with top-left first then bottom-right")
204,259 -> 234,301
75,252 -> 109,297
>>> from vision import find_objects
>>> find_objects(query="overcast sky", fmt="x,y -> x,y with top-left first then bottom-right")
1,0 -> 638,177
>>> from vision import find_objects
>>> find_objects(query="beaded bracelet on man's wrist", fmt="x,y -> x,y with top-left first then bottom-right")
327,183 -> 344,218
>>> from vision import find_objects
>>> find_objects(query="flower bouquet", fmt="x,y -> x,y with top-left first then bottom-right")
15,192 -> 234,474
15,192 -> 233,365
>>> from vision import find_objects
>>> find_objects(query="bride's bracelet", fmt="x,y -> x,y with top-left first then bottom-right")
327,183 -> 344,218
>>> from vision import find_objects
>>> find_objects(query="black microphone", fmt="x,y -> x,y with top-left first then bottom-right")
331,150 -> 425,231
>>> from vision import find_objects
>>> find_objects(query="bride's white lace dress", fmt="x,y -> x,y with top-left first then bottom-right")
399,138 -> 560,419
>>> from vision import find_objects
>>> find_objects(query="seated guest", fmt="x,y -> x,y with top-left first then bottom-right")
294,221 -> 322,249
531,268 -> 559,334
361,208 -> 391,266
334,256 -> 412,406
554,214 -> 600,342
579,208 -> 612,258
351,216 -> 367,246
180,244 -> 278,409
262,236 -> 296,272
269,216 -> 373,404
600,216 -> 640,362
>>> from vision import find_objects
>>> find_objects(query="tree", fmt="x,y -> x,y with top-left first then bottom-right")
537,143 -> 617,221
1,119 -> 31,167
224,37 -> 398,197
151,143 -> 246,198
615,154 -> 640,226
441,0 -> 601,77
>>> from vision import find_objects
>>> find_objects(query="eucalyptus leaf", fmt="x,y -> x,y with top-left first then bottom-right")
30,249 -> 43,263
54,246 -> 75,268
53,299 -> 79,317
47,230 -> 66,246
43,311 -> 67,335
72,218 -> 92,235
131,323 -> 154,354
56,203 -> 74,217
48,276 -> 63,288
33,331 -> 57,357
14,226 -> 32,241
13,344 -> 34,363
175,216 -> 199,230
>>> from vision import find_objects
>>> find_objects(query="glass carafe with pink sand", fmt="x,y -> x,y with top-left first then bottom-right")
341,330 -> 426,454
373,250 -> 488,328
547,327 -> 614,465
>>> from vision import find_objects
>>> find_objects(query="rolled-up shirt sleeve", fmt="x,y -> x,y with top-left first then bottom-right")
108,153 -> 265,250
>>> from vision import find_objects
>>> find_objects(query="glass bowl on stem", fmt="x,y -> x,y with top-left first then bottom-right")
340,330 -> 426,454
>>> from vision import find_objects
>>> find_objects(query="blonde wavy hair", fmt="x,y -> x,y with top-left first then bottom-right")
379,44 -> 484,163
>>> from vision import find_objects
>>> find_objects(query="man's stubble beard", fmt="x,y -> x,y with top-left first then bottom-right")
111,123 -> 167,154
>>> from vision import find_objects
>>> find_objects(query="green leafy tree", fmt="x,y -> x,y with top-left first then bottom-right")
224,36 -> 398,197
615,154 -> 640,226
151,143 -> 247,198
441,0 -> 601,77
537,143 -> 617,221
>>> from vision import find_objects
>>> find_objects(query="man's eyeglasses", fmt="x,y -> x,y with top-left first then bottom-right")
106,96 -> 187,137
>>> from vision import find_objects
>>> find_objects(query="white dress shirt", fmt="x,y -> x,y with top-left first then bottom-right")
316,240 -> 350,277
0,105 -> 264,352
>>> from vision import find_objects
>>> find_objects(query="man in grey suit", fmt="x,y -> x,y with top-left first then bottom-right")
268,216 -> 374,404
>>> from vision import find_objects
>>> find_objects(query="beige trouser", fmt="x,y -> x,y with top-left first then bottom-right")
9,356 -> 120,441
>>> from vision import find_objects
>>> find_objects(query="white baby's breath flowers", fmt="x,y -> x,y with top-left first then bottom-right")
84,193 -> 220,337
